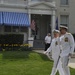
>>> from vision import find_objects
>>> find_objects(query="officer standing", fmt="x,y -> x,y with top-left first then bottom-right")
44,30 -> 64,75
44,33 -> 51,51
59,26 -> 75,75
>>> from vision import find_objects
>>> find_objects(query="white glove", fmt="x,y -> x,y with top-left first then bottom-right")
43,51 -> 47,54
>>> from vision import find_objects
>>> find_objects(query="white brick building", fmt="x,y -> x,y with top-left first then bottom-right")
0,0 -> 75,47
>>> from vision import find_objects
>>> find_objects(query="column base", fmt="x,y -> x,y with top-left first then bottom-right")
28,37 -> 34,47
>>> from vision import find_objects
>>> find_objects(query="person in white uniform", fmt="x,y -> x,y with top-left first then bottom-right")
44,30 -> 64,75
59,26 -> 75,75
45,33 -> 51,51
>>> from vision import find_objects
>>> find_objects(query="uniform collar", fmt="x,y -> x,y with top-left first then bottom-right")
54,37 -> 59,39
64,32 -> 68,35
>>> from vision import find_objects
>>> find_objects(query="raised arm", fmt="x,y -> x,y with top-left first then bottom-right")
44,42 -> 52,54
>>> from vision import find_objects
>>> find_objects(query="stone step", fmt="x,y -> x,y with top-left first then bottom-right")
33,40 -> 45,49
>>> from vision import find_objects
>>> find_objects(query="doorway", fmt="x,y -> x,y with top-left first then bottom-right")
31,14 -> 51,40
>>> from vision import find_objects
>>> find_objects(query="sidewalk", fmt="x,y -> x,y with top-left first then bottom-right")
68,58 -> 75,69
33,50 -> 75,69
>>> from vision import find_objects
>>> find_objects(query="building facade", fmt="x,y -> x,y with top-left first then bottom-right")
55,0 -> 75,34
0,0 -> 75,48
0,0 -> 56,47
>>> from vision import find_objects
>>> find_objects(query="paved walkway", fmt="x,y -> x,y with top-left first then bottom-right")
68,58 -> 75,69
33,50 -> 75,69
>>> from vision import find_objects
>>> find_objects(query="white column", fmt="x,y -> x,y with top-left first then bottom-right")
23,0 -> 31,44
51,10 -> 56,37
23,33 -> 27,44
51,10 -> 56,30
28,0 -> 31,2
28,9 -> 34,47
28,13 -> 31,38
1,0 -> 3,4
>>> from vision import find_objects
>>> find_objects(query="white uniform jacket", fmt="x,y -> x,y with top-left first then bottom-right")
45,36 -> 51,44
60,32 -> 75,57
46,37 -> 61,60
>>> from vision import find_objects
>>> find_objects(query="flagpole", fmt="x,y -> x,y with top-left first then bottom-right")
56,17 -> 59,30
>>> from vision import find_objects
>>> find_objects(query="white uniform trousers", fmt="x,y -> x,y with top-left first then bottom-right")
50,59 -> 64,75
61,56 -> 70,75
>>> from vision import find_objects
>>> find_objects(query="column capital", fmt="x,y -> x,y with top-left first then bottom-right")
52,10 -> 56,16
28,9 -> 31,14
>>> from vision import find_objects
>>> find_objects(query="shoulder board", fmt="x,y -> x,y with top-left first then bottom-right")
66,33 -> 71,35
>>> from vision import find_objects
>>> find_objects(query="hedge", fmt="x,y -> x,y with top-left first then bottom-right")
0,34 -> 24,50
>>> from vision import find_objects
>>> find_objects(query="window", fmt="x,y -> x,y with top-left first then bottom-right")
12,26 -> 19,32
60,15 -> 69,26
20,27 -> 28,32
4,26 -> 11,32
60,0 -> 69,5
0,26 -> 3,32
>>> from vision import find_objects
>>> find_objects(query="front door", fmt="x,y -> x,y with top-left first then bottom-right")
31,14 -> 51,49
31,14 -> 51,40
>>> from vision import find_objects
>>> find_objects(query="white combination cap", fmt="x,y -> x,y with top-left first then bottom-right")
52,29 -> 60,33
60,25 -> 68,29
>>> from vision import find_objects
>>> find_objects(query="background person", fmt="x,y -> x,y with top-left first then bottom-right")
44,33 -> 51,51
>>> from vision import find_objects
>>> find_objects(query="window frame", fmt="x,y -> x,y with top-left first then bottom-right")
60,15 -> 69,27
4,26 -> 11,32
60,0 -> 69,6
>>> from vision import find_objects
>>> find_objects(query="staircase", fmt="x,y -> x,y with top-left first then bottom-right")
33,39 -> 45,50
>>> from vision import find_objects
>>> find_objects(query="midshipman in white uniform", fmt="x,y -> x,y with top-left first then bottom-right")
60,26 -> 75,75
44,30 -> 64,75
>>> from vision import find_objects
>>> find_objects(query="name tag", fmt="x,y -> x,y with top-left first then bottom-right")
64,37 -> 68,42
55,41 -> 58,46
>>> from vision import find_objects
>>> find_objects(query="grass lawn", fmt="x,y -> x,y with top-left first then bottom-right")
0,51 -> 75,75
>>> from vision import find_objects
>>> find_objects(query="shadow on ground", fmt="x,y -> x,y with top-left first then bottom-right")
0,51 -> 52,62
0,51 -> 32,60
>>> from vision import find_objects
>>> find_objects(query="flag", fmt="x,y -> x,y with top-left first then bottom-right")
55,17 -> 59,30
30,20 -> 35,31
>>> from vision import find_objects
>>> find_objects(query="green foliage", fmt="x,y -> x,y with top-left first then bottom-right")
0,34 -> 24,51
18,46 -> 32,51
0,34 -> 33,51
0,34 -> 24,44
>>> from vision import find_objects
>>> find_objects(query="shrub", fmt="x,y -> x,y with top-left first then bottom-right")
0,34 -> 24,51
